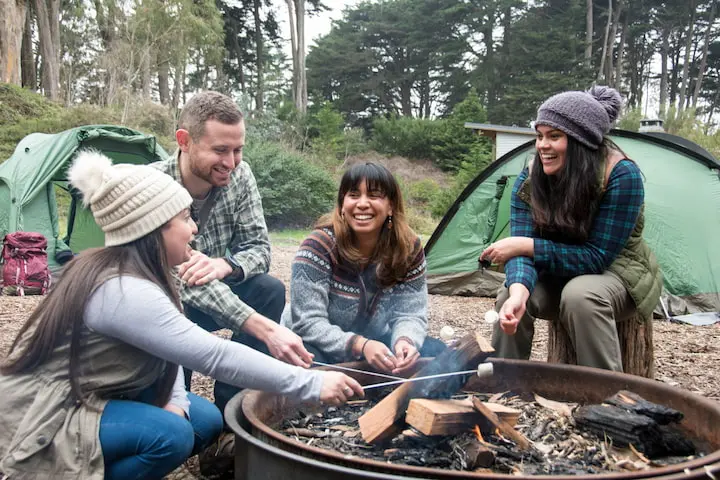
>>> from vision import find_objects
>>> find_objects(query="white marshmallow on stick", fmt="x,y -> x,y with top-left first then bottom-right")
484,310 -> 500,324
439,325 -> 455,341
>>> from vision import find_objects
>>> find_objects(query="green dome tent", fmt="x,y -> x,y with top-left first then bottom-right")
0,125 -> 170,274
424,129 -> 720,316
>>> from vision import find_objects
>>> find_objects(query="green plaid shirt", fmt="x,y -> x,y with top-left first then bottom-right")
153,152 -> 271,333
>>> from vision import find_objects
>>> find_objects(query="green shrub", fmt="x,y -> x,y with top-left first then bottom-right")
617,107 -> 643,132
406,178 -> 441,206
243,141 -> 336,229
370,116 -> 439,161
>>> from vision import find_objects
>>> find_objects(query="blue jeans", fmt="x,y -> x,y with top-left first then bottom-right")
99,393 -> 223,480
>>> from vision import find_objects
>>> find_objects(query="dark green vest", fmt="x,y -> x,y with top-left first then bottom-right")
516,164 -> 662,319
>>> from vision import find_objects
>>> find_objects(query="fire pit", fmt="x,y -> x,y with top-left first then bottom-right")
225,358 -> 720,480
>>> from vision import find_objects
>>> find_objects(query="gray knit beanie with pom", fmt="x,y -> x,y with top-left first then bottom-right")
535,85 -> 622,150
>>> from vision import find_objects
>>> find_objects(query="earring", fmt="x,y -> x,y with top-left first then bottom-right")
387,215 -> 393,230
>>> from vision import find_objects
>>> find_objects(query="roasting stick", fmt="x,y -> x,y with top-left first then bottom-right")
312,361 -> 404,380
363,363 -> 494,390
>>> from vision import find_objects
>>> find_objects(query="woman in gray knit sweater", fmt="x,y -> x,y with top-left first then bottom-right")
282,163 -> 445,375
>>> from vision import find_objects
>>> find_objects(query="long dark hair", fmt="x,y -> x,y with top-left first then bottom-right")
1,228 -> 181,408
317,162 -> 419,287
530,136 -> 621,242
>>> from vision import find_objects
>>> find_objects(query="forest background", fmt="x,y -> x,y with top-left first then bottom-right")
1,0 -> 719,236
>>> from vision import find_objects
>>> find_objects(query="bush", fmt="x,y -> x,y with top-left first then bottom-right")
617,107 -> 643,132
0,83 -> 61,127
243,141 -> 336,229
370,116 -> 439,161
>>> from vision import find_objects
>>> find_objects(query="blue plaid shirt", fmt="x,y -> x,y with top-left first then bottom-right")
505,159 -> 644,294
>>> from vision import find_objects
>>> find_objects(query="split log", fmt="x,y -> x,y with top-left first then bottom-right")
405,398 -> 520,436
604,390 -> 683,425
573,404 -> 695,458
471,397 -> 532,451
547,310 -> 655,378
358,332 -> 495,444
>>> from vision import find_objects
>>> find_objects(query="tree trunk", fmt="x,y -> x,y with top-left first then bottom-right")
93,0 -> 116,49
253,0 -> 264,112
584,0 -> 593,67
33,0 -> 60,100
285,0 -> 299,107
21,2 -> 36,90
677,0 -> 696,115
605,0 -> 623,86
547,310 -> 654,379
596,0 -> 612,82
231,27 -> 245,92
659,30 -> 669,115
691,1 -> 715,108
141,49 -> 152,99
158,58 -> 170,105
171,55 -> 184,111
613,10 -> 628,91
295,0 -> 307,113
1,0 -> 27,85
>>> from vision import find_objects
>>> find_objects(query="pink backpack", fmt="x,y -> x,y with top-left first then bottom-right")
1,232 -> 51,296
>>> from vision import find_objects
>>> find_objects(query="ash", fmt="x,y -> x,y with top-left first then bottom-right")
276,389 -> 702,475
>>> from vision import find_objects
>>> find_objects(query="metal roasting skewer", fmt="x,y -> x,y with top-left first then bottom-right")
312,361 -> 405,380
362,363 -> 494,390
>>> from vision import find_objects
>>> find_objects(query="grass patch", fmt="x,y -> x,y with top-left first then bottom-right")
270,229 -> 311,245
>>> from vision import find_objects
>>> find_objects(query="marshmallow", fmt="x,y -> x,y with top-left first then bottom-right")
484,310 -> 500,324
439,325 -> 455,341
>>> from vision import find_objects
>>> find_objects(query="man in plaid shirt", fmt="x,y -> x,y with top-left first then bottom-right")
153,91 -> 314,412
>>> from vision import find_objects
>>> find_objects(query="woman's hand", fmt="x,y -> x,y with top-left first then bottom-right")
163,404 -> 187,419
363,340 -> 398,373
480,237 -> 533,265
392,338 -> 420,375
498,284 -> 530,335
319,372 -> 364,405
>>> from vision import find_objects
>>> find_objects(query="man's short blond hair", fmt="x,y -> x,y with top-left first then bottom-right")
178,91 -> 244,141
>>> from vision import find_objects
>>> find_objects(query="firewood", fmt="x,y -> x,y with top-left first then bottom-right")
358,332 -> 495,444
471,397 -> 532,451
604,390 -> 683,425
464,441 -> 496,469
572,404 -> 695,458
405,398 -> 521,436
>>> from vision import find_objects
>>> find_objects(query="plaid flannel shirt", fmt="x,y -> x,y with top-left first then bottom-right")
505,159 -> 644,294
153,153 -> 271,333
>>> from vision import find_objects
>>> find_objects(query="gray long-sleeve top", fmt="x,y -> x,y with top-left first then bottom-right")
85,276 -> 323,413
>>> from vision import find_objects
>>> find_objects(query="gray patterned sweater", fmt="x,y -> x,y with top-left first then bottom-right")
280,227 -> 428,362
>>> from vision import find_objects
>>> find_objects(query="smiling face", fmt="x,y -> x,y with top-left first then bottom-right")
161,209 -> 197,266
181,119 -> 245,188
535,125 -> 568,176
341,180 -> 393,241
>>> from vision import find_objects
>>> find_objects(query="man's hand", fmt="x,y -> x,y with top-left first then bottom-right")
178,250 -> 233,286
392,338 -> 419,375
480,237 -> 534,266
242,313 -> 314,368
363,340 -> 397,373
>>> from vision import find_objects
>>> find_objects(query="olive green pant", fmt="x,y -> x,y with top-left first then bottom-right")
491,272 -> 635,372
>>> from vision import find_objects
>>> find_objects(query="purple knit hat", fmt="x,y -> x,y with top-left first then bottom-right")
535,86 -> 622,150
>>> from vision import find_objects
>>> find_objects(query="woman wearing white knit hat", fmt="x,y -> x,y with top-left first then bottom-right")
0,150 -> 363,480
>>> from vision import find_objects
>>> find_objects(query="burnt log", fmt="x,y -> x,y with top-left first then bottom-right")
548,310 -> 654,378
604,390 -> 683,425
464,441 -> 496,469
358,332 -> 495,444
573,404 -> 695,458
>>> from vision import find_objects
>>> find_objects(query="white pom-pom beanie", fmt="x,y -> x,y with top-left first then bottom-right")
68,150 -> 192,246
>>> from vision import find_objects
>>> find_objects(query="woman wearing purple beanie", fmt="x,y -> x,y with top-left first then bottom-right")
479,86 -> 662,372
